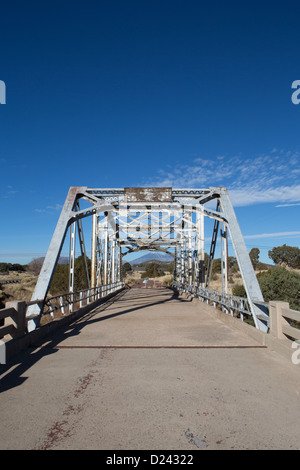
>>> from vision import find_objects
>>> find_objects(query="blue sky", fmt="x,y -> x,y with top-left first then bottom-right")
0,0 -> 300,265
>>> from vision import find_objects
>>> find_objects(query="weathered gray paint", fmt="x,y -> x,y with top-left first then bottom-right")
27,186 -> 268,332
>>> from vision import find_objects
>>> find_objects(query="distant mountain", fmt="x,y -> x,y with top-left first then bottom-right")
129,252 -> 173,265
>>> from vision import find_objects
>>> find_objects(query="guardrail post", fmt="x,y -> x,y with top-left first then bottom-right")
269,301 -> 290,340
60,296 -> 65,315
5,301 -> 26,337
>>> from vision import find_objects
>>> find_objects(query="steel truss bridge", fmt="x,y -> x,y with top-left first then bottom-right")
26,186 -> 269,332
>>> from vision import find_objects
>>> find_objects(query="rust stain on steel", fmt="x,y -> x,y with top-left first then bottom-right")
124,187 -> 172,203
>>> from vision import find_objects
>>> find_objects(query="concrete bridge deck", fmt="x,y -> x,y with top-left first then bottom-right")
1,287 -> 300,450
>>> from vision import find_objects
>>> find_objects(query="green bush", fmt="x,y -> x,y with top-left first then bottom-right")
233,267 -> 300,311
141,262 -> 164,278
122,262 -> 132,277
49,256 -> 91,295
232,284 -> 246,298
0,262 -> 25,273
257,267 -> 300,311
50,264 -> 69,294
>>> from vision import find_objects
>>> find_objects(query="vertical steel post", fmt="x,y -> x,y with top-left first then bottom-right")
205,200 -> 220,288
69,221 -> 76,312
174,246 -> 178,282
117,245 -> 121,283
104,212 -> 108,286
221,224 -> 228,295
197,208 -> 205,286
91,213 -> 97,289
187,209 -> 193,286
111,239 -> 116,290
76,202 -> 90,289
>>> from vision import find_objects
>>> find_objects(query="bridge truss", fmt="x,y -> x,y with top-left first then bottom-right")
27,186 -> 269,332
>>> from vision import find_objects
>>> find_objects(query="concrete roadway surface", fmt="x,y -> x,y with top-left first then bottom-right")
1,287 -> 300,450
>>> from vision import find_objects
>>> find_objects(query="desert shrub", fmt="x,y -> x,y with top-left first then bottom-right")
257,267 -> 300,311
232,284 -> 246,298
50,256 -> 91,295
232,267 -> 300,311
141,262 -> 164,278
122,262 -> 132,277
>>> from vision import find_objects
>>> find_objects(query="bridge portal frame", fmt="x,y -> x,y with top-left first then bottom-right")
26,186 -> 269,332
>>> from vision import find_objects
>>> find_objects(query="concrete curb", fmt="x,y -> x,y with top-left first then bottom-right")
192,297 -> 296,363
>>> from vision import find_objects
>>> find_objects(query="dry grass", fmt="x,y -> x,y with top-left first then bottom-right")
125,270 -> 144,286
0,272 -> 37,304
125,270 -> 249,293
125,270 -> 173,287
209,272 -> 242,294
3,278 -> 37,302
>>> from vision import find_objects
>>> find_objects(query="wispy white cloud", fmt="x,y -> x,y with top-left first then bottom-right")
144,150 -> 300,207
244,231 -> 300,239
1,185 -> 17,199
34,204 -> 63,214
46,204 -> 63,211
276,202 -> 300,207
229,184 -> 300,207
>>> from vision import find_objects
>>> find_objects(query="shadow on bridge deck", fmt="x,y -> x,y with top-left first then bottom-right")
1,287 -> 300,450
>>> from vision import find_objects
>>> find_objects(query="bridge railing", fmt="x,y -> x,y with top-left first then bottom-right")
0,278 -> 22,285
173,281 -> 254,322
0,301 -> 27,339
0,281 -> 124,340
41,282 -> 124,318
269,301 -> 300,344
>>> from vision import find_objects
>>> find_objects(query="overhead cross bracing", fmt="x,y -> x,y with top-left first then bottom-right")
26,186 -> 269,332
